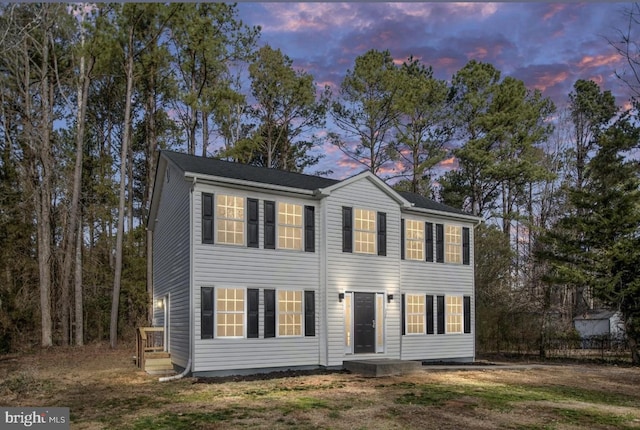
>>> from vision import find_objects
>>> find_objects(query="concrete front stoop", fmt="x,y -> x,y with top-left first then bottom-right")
343,359 -> 422,377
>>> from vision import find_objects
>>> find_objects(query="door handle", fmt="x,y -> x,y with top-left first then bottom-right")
372,320 -> 376,329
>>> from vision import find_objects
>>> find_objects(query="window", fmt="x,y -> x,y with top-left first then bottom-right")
278,202 -> 302,250
217,195 -> 244,245
278,290 -> 302,336
406,294 -> 425,334
344,293 -> 352,352
446,296 -> 463,334
354,208 -> 376,254
405,220 -> 425,260
216,288 -> 245,337
445,225 -> 462,263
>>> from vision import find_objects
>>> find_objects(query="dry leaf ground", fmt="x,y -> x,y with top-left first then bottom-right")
1,344 -> 639,429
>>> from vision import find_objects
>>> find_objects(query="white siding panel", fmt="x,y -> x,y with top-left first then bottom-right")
400,222 -> 476,361
192,185 -> 321,372
325,178 -> 402,366
152,164 -> 191,367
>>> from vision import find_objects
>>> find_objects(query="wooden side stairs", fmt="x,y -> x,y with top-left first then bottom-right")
136,327 -> 175,376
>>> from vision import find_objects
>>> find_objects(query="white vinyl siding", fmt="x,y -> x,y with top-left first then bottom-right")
151,162 -> 191,368
325,177 -> 402,366
400,216 -> 475,361
192,186 -> 320,373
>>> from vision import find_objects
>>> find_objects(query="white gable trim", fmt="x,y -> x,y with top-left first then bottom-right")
403,206 -> 483,224
317,170 -> 412,208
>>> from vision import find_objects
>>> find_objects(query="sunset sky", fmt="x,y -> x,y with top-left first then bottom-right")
234,2 -> 635,179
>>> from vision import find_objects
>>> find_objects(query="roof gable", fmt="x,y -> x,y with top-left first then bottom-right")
153,151 -> 479,221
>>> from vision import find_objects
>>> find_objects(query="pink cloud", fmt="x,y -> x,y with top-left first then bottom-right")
437,156 -> 459,171
577,54 -> 622,70
542,4 -> 566,21
531,71 -> 570,92
466,47 -> 489,60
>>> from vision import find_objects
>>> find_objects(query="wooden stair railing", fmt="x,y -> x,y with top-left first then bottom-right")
136,327 -> 165,370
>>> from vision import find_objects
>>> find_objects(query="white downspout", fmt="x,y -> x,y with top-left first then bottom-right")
160,176 -> 197,382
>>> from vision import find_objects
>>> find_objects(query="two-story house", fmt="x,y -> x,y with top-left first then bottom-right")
148,150 -> 481,376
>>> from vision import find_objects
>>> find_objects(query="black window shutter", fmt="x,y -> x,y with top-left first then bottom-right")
304,206 -> 315,252
342,207 -> 352,253
202,193 -> 214,244
435,223 -> 444,263
304,290 -> 315,336
264,201 -> 276,249
464,296 -> 471,334
462,227 -> 470,265
426,295 -> 434,335
377,212 -> 386,256
437,295 -> 445,334
400,219 -> 405,260
425,222 -> 434,262
247,288 -> 259,338
401,294 -> 406,335
247,198 -> 259,248
201,287 -> 214,339
264,289 -> 276,338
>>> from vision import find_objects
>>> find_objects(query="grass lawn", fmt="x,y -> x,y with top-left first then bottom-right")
1,344 -> 639,429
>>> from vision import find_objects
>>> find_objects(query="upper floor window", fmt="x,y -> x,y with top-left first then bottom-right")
445,225 -> 462,264
354,208 -> 376,254
217,195 -> 244,245
405,220 -> 424,260
278,202 -> 303,250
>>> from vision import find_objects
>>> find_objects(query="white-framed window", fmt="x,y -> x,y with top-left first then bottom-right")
217,194 -> 244,245
354,208 -> 376,254
406,220 -> 425,260
406,294 -> 425,334
216,288 -> 245,338
278,202 -> 303,250
278,290 -> 302,336
446,295 -> 463,334
445,225 -> 462,263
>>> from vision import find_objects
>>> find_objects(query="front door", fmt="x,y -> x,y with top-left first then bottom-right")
354,293 -> 376,353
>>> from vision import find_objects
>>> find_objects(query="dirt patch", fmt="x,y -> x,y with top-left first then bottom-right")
1,346 -> 639,430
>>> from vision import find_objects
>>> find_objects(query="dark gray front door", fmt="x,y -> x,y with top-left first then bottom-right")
354,293 -> 376,353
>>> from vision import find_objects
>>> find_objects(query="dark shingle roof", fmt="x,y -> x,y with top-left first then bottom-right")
162,150 -> 474,217
162,150 -> 339,191
397,191 -> 471,216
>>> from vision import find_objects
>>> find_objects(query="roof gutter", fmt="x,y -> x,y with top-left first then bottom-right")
183,171 -> 316,197
404,206 -> 483,224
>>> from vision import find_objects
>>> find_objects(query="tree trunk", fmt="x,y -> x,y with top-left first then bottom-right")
74,218 -> 84,346
60,31 -> 92,346
36,16 -> 53,348
111,24 -> 135,349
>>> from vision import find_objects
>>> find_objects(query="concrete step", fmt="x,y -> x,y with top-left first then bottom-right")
343,359 -> 422,377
